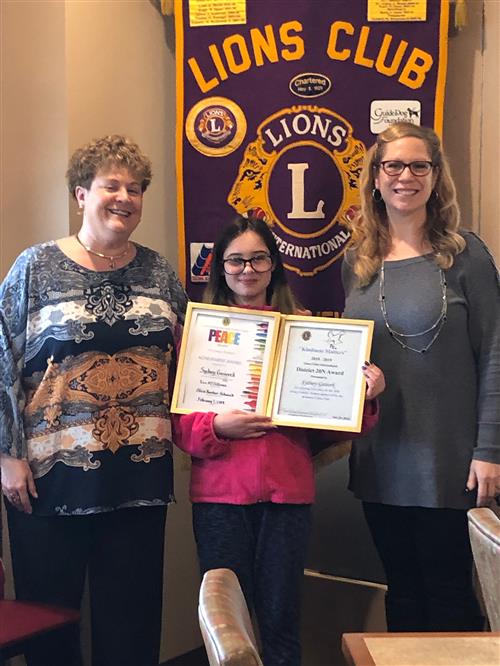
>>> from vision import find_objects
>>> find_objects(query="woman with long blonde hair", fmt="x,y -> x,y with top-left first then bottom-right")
342,122 -> 499,632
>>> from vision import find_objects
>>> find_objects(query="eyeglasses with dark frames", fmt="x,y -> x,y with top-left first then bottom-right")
223,253 -> 273,275
378,160 -> 434,177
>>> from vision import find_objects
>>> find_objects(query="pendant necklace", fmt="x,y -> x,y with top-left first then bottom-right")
378,261 -> 448,354
75,234 -> 130,270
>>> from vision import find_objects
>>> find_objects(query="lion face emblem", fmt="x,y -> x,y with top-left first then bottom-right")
227,141 -> 271,215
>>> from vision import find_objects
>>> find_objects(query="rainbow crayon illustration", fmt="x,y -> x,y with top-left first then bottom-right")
240,320 -> 270,412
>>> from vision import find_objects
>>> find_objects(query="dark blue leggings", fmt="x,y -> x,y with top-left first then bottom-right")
363,502 -> 484,632
193,502 -> 311,666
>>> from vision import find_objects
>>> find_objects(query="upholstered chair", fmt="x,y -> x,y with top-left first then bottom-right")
468,507 -> 500,631
0,558 -> 80,663
198,568 -> 263,666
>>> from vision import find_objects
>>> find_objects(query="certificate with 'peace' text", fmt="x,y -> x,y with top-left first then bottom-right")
171,303 -> 280,415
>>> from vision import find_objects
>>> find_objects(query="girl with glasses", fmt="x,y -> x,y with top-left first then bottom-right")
342,122 -> 500,632
175,215 -> 385,666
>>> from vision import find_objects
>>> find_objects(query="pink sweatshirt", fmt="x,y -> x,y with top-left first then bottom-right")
174,402 -> 378,505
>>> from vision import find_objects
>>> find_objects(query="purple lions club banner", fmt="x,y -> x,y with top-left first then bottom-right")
175,0 -> 449,314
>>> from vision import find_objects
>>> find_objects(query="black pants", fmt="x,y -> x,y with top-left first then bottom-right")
363,502 -> 484,632
193,502 -> 311,666
6,503 -> 167,666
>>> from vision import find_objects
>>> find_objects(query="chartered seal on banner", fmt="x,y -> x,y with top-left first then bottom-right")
185,96 -> 247,157
227,105 -> 365,277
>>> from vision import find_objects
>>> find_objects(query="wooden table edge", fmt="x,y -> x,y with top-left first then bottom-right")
341,632 -> 500,666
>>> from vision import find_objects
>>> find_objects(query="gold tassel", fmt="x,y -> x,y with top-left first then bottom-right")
313,441 -> 352,472
455,0 -> 468,31
160,0 -> 174,16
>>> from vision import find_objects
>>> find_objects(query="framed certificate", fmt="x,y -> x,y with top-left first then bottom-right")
268,316 -> 374,432
171,304 -> 374,432
171,302 -> 281,414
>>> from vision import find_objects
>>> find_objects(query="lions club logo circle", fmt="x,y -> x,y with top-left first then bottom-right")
186,97 -> 247,157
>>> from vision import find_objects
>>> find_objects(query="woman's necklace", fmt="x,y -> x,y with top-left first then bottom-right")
378,261 -> 448,354
75,234 -> 130,270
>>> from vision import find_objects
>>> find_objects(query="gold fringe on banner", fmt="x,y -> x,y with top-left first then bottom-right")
454,0 -> 468,30
161,0 -> 174,15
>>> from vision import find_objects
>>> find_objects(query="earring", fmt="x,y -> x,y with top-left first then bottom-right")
372,188 -> 383,202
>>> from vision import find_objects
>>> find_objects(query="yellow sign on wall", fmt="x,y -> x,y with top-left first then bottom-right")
368,0 -> 427,22
189,0 -> 246,27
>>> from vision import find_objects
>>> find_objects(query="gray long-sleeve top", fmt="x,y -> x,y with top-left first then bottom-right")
342,231 -> 499,509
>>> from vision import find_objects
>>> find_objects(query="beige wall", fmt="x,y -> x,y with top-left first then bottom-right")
444,0 -> 500,260
479,0 -> 499,257
0,0 -> 69,278
0,0 -> 499,663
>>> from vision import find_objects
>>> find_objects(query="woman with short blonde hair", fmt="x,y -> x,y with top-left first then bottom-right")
1,135 -> 187,665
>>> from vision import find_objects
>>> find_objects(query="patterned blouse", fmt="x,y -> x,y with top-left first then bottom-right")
0,241 -> 187,516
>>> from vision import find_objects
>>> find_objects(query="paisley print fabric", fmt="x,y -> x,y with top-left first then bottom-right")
83,281 -> 133,325
0,241 -> 187,515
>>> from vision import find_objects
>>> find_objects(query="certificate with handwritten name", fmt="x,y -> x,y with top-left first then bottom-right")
171,304 -> 373,432
171,303 -> 281,415
268,316 -> 373,432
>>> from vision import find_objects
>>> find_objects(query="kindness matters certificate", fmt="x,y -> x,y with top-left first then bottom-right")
171,303 -> 281,414
269,316 -> 373,431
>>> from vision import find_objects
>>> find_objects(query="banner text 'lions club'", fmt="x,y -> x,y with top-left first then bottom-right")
176,0 -> 448,314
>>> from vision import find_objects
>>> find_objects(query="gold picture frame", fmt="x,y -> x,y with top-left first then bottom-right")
172,304 -> 373,432
171,302 -> 281,415
268,315 -> 374,432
